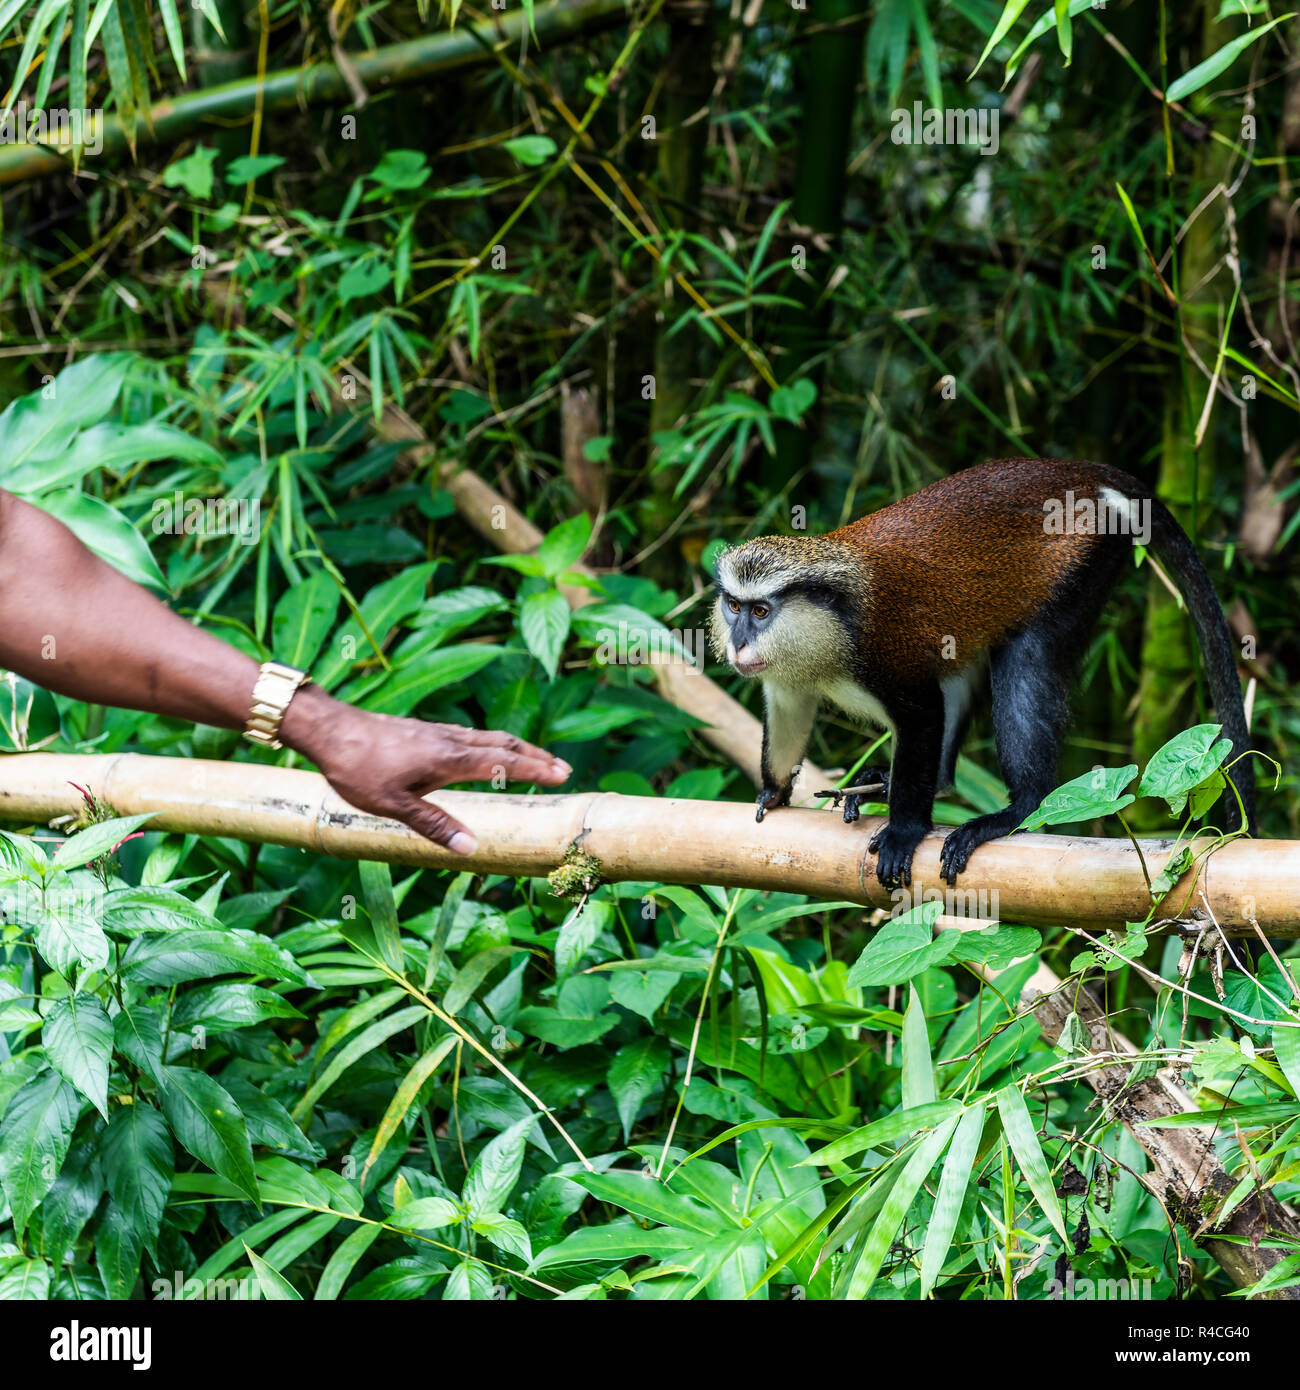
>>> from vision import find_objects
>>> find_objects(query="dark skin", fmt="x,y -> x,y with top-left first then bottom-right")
0,491 -> 570,853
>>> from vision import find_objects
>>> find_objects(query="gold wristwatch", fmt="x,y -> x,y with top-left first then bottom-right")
243,661 -> 312,749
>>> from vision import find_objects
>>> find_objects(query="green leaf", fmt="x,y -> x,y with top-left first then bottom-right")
169,983 -> 305,1034
114,1003 -> 165,1084
315,1223 -> 383,1299
846,903 -> 954,987
0,352 -> 129,476
1137,723 -> 1232,815
901,984 -> 936,1108
389,1196 -> 462,1230
520,589 -> 571,679
225,153 -> 285,184
995,1084 -> 1067,1240
121,929 -> 313,988
1274,1024 -> 1300,1100
503,135 -> 557,166
54,812 -> 156,869
769,378 -> 817,424
970,0 -> 1034,77
294,1005 -> 427,1118
368,149 -> 431,191
947,924 -> 1042,970
555,900 -> 611,977
357,643 -> 505,714
471,1212 -> 532,1263
31,489 -> 166,590
846,1112 -> 961,1298
101,1103 -> 173,1255
463,1114 -> 536,1218
272,569 -> 339,671
339,257 -> 392,304
0,1070 -> 81,1235
42,993 -> 113,1119
1018,764 -> 1138,830
162,145 -> 218,198
362,1035 -> 460,1186
920,1104 -> 986,1298
802,1100 -> 961,1167
358,859 -> 404,974
245,1242 -> 302,1299
538,513 -> 593,576
34,890 -> 110,981
1166,14 -> 1295,102
608,1037 -> 670,1141
160,1067 -> 260,1206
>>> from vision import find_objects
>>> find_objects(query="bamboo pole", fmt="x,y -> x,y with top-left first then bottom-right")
0,752 -> 1295,933
0,0 -> 631,185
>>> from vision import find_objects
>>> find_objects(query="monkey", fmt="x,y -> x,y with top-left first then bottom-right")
711,457 -> 1256,890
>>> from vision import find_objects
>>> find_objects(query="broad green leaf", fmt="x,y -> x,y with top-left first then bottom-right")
463,1114 -> 536,1218
608,1037 -> 670,1141
121,929 -> 313,988
272,569 -> 339,671
847,903 -> 952,987
389,1196 -> 462,1230
161,1067 -> 259,1206
169,983 -> 305,1033
0,1070 -> 81,1235
520,589 -> 570,679
1137,723 -> 1231,815
54,813 -> 156,869
101,1103 -> 173,1255
1018,764 -> 1137,831
357,643 -> 504,714
537,512 -> 592,576
42,993 -> 112,1118
0,352 -> 129,474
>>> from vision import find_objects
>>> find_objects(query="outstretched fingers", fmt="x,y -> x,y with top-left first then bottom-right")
419,725 -> 571,790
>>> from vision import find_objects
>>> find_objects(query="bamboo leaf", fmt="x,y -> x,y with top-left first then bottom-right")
919,1104 -> 986,1298
995,1084 -> 1067,1240
1166,15 -> 1295,103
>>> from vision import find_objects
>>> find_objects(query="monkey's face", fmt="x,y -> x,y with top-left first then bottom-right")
713,591 -> 778,676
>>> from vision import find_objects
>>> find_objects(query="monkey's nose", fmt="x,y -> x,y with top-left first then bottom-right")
731,643 -> 768,676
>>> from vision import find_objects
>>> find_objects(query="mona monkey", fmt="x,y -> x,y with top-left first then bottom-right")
711,457 -> 1256,889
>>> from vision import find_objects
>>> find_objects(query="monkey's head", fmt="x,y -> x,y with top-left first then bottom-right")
710,535 -> 864,685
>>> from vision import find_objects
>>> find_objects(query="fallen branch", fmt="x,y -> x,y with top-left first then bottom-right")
1020,964 -> 1300,1299
0,752 -> 1295,933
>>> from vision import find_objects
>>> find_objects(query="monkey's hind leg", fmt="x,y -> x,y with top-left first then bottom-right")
938,629 -> 1067,886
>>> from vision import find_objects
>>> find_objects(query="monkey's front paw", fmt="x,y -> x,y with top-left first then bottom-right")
755,784 -> 791,823
868,821 -> 926,889
938,826 -> 978,886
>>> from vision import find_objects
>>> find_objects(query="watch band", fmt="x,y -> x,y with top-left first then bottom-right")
243,661 -> 311,749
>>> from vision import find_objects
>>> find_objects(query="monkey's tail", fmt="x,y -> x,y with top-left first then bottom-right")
1147,498 -> 1256,835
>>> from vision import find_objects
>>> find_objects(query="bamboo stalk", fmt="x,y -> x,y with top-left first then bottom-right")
0,751 -> 1295,933
0,0 -> 631,185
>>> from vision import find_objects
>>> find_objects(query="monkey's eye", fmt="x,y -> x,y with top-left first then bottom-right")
727,599 -> 740,614
752,604 -> 769,620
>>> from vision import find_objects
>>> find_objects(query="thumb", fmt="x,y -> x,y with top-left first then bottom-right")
392,793 -> 477,856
